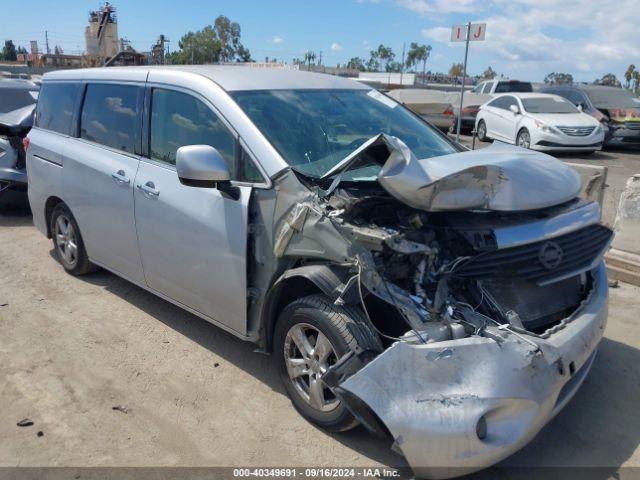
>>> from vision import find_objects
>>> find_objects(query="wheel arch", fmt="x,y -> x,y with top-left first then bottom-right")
260,264 -> 352,353
44,196 -> 65,238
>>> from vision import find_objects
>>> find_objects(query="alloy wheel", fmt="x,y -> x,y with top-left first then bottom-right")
518,130 -> 531,149
477,122 -> 486,139
283,323 -> 340,412
54,214 -> 78,267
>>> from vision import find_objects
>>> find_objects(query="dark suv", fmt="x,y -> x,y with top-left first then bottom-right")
540,84 -> 640,147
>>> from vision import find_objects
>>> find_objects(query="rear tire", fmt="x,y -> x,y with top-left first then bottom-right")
50,203 -> 96,276
476,120 -> 488,141
274,294 -> 382,432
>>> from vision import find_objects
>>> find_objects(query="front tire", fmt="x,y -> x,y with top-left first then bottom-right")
517,128 -> 531,149
50,203 -> 95,275
274,294 -> 382,432
476,120 -> 488,141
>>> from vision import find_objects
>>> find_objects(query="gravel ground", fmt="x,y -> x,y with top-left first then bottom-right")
1,143 -> 639,478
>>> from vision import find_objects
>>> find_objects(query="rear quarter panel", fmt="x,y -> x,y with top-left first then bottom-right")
26,127 -> 67,236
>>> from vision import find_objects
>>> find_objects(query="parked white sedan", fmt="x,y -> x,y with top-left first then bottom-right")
475,93 -> 605,153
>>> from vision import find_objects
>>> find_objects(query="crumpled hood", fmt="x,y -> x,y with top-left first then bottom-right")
377,137 -> 582,212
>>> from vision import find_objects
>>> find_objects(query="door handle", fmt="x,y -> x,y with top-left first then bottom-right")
136,181 -> 159,197
111,170 -> 130,184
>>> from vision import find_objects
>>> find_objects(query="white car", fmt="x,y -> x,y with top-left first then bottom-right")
475,93 -> 605,152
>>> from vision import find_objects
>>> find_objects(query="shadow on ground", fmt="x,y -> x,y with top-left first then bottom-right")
0,202 -> 31,227
77,267 -> 408,470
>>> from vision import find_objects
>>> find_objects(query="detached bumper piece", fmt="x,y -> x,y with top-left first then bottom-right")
335,263 -> 608,479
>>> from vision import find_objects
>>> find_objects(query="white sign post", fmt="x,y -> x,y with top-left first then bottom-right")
451,22 -> 486,142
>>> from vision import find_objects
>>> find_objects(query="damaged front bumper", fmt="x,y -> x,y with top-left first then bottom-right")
338,262 -> 608,479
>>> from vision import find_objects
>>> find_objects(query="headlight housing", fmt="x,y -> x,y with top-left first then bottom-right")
534,120 -> 558,133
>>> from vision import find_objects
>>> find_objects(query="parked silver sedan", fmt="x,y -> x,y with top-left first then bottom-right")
26,66 -> 611,478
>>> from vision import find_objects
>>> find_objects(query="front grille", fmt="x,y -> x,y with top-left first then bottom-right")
557,126 -> 596,136
454,224 -> 613,285
625,122 -> 640,130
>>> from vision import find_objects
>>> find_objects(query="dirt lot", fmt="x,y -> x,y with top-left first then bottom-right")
1,145 -> 639,478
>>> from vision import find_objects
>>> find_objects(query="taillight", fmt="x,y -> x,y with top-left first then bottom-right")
22,136 -> 30,152
443,107 -> 454,116
462,106 -> 480,115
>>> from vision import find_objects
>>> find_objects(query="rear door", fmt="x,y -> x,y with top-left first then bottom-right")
491,95 -> 518,142
134,85 -> 260,335
483,96 -> 508,139
62,82 -> 145,284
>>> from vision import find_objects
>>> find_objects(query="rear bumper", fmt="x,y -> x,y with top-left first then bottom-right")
0,166 -> 27,185
340,262 -> 608,479
421,114 -> 455,130
604,128 -> 640,146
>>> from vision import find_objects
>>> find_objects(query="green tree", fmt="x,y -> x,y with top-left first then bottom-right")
595,73 -> 621,87
375,44 -> 395,72
166,15 -> 251,65
405,42 -> 431,79
387,61 -> 403,73
544,72 -> 573,84
633,71 -> 640,93
483,66 -> 497,79
1,40 -> 17,61
303,51 -> 316,69
346,57 -> 366,71
366,50 -> 379,72
624,64 -> 636,88
449,62 -> 464,77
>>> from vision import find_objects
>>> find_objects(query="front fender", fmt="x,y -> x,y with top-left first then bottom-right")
261,264 -> 354,351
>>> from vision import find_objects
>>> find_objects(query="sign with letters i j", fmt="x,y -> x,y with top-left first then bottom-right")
451,23 -> 486,42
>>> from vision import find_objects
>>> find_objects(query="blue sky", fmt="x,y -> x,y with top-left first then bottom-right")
2,0 -> 638,82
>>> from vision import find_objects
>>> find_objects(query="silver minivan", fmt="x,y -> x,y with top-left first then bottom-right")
27,66 -> 612,478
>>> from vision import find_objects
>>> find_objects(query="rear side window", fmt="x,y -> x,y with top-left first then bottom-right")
488,96 -> 511,109
80,84 -> 140,153
495,81 -> 533,93
35,82 -> 81,135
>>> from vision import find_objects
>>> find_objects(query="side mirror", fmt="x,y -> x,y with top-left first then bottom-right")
176,145 -> 230,188
576,103 -> 584,112
509,104 -> 520,114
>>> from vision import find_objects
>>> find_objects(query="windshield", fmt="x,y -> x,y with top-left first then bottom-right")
586,88 -> 640,109
494,81 -> 533,93
522,97 -> 579,113
0,88 -> 39,114
231,89 -> 456,179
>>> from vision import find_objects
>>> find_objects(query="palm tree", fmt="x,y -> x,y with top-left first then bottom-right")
304,51 -> 316,70
406,43 -> 431,80
376,45 -> 395,72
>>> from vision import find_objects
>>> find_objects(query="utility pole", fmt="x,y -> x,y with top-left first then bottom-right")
45,30 -> 51,55
318,50 -> 322,68
400,42 -> 406,86
455,22 -> 471,143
